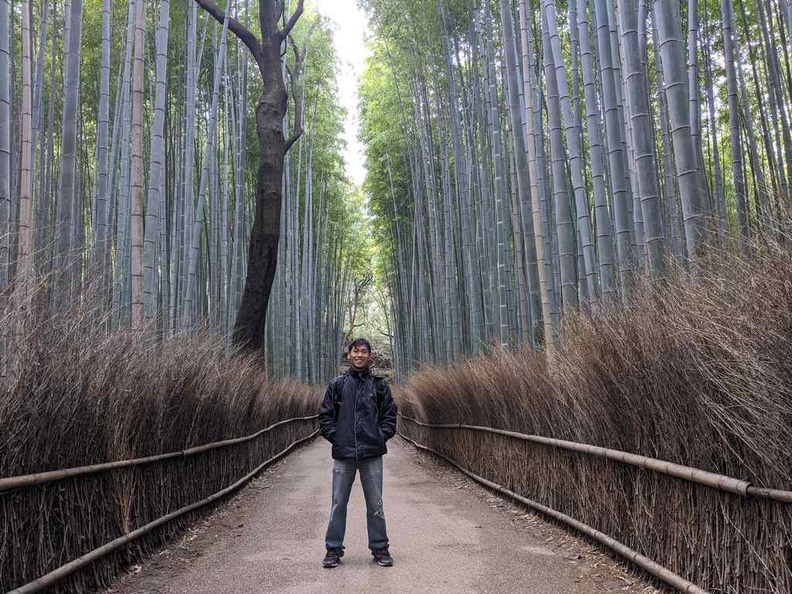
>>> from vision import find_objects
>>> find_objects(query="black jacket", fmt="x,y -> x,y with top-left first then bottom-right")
319,367 -> 397,460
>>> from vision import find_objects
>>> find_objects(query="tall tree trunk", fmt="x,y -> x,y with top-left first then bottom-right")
0,0 -> 10,311
687,0 -> 704,195
111,1 -> 136,327
230,1 -> 249,342
734,1 -> 772,231
608,0 -> 639,262
595,0 -> 634,299
577,0 -> 615,299
519,0 -> 555,343
483,0 -> 509,344
130,0 -> 147,326
180,4 -> 198,320
621,0 -> 664,273
702,0 -> 725,231
94,0 -> 111,304
37,8 -> 57,264
13,0 -> 34,331
221,78 -> 231,338
184,13 -> 230,321
721,0 -> 748,246
544,0 -> 598,298
786,0 -> 792,41
439,0 -> 475,354
31,0 -> 50,233
11,0 -> 34,342
654,0 -> 704,258
541,8 -> 578,311
143,0 -> 170,318
651,21 -> 681,254
53,0 -> 84,309
501,0 -> 542,344
756,0 -> 792,212
196,0 -> 305,352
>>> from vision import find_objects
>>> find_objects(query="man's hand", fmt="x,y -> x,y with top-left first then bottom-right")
379,382 -> 397,441
319,382 -> 338,443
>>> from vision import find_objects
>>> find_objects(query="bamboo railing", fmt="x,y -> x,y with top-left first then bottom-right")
398,413 -> 792,594
398,414 -> 792,502
398,431 -> 708,594
0,415 -> 319,493
2,415 -> 319,594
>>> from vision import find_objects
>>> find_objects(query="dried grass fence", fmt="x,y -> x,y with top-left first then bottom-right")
397,245 -> 792,594
0,319 -> 322,593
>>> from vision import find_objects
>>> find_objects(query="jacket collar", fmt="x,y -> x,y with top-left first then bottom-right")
347,365 -> 372,380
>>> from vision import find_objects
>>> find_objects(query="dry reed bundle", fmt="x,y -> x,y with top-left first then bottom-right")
0,313 -> 322,593
399,243 -> 792,593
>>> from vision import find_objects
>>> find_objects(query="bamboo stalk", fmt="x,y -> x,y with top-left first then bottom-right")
0,415 -> 319,492
7,430 -> 320,594
399,431 -> 710,594
745,486 -> 792,504
397,414 -> 792,502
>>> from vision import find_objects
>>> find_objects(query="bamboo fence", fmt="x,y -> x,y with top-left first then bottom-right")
398,414 -> 792,593
399,430 -> 708,594
0,415 -> 319,593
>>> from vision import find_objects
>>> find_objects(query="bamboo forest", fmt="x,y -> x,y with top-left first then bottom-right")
2,0 -> 792,593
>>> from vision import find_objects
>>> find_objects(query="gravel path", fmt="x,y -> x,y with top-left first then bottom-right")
107,437 -> 661,594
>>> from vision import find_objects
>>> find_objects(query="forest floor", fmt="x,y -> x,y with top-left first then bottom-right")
105,438 -> 663,594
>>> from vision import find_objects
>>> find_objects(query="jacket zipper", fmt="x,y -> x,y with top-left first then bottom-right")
353,376 -> 359,460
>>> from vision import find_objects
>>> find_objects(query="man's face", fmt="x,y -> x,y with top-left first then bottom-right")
349,345 -> 372,370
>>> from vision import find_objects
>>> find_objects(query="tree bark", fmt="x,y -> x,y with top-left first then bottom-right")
196,0 -> 305,351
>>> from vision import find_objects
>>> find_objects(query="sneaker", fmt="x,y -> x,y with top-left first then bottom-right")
322,548 -> 343,568
372,547 -> 394,567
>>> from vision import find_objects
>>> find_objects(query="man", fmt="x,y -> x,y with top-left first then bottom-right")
319,338 -> 398,568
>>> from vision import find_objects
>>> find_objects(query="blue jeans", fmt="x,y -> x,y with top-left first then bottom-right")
325,456 -> 389,551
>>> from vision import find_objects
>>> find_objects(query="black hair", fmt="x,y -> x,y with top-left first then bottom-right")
348,338 -> 372,354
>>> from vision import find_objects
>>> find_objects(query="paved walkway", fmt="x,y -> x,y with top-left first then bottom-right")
108,438 -> 659,594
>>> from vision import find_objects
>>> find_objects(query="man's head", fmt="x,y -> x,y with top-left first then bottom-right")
348,338 -> 373,371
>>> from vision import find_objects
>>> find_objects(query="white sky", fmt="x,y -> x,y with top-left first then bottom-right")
312,0 -> 372,188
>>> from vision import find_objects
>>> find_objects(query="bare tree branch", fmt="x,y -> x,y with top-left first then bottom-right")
195,0 -> 262,62
280,0 -> 305,39
284,33 -> 305,152
283,17 -> 318,150
283,123 -> 302,154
